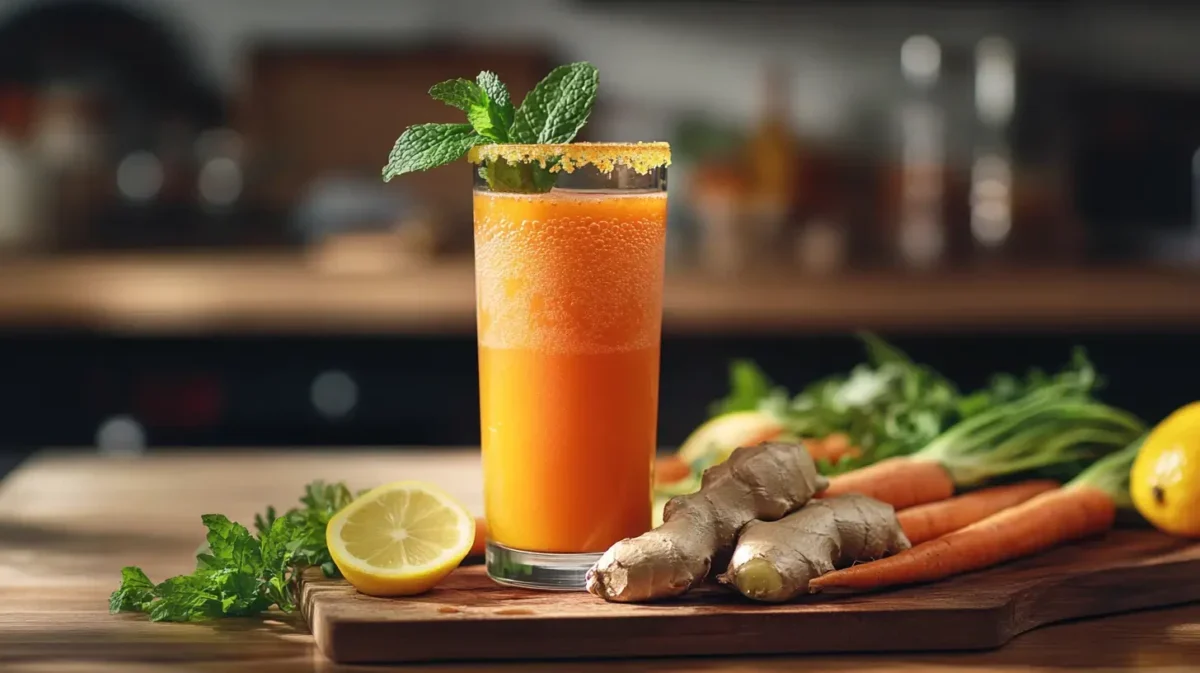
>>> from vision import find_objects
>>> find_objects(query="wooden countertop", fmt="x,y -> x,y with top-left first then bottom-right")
0,254 -> 1199,335
2,448 -> 1199,672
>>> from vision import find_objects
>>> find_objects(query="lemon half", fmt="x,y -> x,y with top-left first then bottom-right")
327,481 -> 476,596
1132,402 -> 1200,538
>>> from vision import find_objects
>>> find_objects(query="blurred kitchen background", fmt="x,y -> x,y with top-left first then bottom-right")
0,0 -> 1198,472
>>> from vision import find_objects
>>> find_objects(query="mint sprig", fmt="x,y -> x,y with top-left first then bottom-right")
381,62 -> 599,193
110,481 -> 358,622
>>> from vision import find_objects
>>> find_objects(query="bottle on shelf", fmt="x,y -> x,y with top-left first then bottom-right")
743,61 -> 801,267
0,87 -> 45,254
890,35 -> 948,271
969,37 -> 1017,260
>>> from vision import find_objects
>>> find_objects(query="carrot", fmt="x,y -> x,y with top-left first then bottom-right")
821,457 -> 955,509
816,392 -> 1143,511
897,480 -> 1060,545
809,438 -> 1140,594
470,517 -> 488,557
806,433 -> 862,464
654,454 -> 693,486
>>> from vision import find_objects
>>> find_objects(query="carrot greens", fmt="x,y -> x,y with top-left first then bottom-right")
711,336 -> 1139,480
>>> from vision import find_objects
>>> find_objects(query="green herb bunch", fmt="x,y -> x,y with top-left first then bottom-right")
382,62 -> 599,193
110,481 -> 357,622
713,333 -> 962,475
711,334 -> 1110,476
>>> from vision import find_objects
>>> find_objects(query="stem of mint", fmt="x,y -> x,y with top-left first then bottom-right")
481,159 -> 558,194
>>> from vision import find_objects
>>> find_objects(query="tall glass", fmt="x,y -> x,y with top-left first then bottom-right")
470,143 -> 669,590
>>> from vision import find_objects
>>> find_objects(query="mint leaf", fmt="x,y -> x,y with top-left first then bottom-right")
477,71 -> 514,133
429,78 -> 486,112
510,62 -> 598,144
430,76 -> 507,142
381,63 -> 602,190
109,566 -> 155,613
382,123 -> 483,181
150,574 -> 222,622
468,105 -> 507,143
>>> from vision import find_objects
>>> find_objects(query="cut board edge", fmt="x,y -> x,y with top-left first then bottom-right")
302,531 -> 1200,664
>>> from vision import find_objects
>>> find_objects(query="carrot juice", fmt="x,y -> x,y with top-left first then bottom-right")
475,186 -> 667,555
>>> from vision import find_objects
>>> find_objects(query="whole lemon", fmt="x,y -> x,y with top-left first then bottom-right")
1131,402 -> 1200,538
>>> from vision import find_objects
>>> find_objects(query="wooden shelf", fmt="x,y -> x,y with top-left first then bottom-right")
0,253 -> 1197,335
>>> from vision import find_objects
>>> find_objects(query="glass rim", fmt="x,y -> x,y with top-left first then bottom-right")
467,142 -> 671,175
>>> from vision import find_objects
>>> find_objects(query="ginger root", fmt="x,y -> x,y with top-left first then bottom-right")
718,494 -> 910,603
586,442 -> 827,602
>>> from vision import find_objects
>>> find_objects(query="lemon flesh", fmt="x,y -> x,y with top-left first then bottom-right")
327,481 -> 475,596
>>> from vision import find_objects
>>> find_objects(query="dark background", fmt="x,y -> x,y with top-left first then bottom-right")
0,0 -> 1197,475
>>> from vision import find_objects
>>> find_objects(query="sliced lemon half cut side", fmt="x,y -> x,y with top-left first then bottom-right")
327,481 -> 475,596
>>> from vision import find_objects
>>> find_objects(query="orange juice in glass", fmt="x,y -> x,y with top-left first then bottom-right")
469,143 -> 670,589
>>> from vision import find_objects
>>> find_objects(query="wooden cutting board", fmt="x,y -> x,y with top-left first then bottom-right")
300,530 -> 1200,664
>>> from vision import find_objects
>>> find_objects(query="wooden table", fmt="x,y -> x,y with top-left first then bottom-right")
3,448 -> 1199,672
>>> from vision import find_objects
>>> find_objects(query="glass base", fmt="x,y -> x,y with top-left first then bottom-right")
485,541 -> 602,591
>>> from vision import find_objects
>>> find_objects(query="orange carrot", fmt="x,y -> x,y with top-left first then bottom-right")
815,389 -> 1142,515
820,457 -> 955,510
805,433 -> 862,464
810,485 -> 1114,593
898,480 -> 1059,545
470,517 -> 488,557
654,455 -> 693,486
808,439 -> 1140,594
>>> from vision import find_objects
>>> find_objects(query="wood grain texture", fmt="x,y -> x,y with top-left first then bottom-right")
3,449 -> 1200,672
301,531 -> 1200,664
0,254 -> 1199,335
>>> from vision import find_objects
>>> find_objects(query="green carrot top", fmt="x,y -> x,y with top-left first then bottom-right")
1070,435 -> 1145,508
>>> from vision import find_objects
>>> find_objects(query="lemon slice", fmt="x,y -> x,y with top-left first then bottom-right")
676,410 -> 786,467
327,481 -> 475,596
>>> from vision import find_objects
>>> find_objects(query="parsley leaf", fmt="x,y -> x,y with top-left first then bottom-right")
201,514 -> 260,572
149,574 -> 222,622
260,516 -> 306,611
710,360 -> 780,416
286,481 -> 358,574
111,480 -> 358,622
109,566 -> 155,613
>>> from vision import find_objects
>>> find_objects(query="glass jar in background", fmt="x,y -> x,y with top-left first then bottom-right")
469,143 -> 669,590
0,88 -> 45,253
